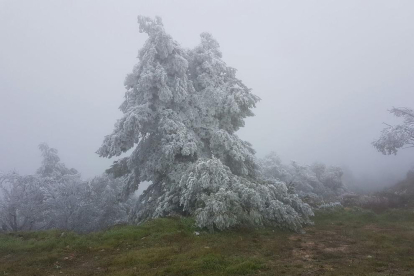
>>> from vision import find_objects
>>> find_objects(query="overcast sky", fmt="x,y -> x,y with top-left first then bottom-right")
1,0 -> 413,188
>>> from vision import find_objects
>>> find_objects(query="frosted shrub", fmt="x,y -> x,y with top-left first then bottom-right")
317,202 -> 343,211
259,152 -> 346,205
0,144 -> 132,233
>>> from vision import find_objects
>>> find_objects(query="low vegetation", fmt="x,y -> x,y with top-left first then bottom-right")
1,208 -> 414,276
341,169 -> 414,212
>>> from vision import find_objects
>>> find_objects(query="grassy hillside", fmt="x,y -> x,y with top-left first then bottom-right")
1,209 -> 414,276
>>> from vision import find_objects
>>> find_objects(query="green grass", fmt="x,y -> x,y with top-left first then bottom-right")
1,208 -> 414,275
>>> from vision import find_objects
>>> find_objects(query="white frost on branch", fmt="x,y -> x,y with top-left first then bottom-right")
373,107 -> 414,155
98,16 -> 313,231
259,152 -> 346,205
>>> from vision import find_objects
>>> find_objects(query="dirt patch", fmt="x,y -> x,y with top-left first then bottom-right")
363,224 -> 394,232
322,244 -> 349,253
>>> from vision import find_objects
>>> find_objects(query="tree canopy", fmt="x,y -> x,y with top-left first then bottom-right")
98,16 -> 313,231
373,107 -> 414,155
0,144 -> 131,233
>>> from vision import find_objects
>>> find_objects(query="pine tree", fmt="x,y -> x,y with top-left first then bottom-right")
98,16 -> 313,231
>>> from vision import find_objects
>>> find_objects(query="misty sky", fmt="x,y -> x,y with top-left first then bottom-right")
1,0 -> 413,188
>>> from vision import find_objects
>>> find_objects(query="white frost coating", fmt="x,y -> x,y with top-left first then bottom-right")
0,144 -> 132,233
259,152 -> 346,204
318,202 -> 343,210
151,158 -> 313,231
98,16 -> 313,231
373,107 -> 414,155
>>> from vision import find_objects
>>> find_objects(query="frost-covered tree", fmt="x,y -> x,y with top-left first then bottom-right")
86,174 -> 133,231
35,143 -> 88,231
38,144 -> 132,232
0,172 -> 45,232
0,144 -> 132,233
259,152 -> 345,205
373,107 -> 414,155
98,16 -> 313,231
314,165 -> 344,192
37,143 -> 79,178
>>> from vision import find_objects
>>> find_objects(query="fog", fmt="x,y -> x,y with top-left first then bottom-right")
1,0 -> 413,191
